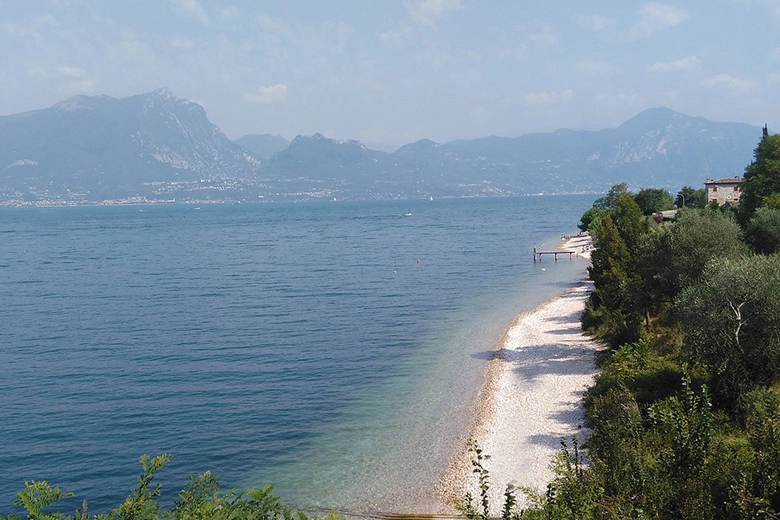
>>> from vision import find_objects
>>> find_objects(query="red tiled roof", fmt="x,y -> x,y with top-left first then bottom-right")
705,176 -> 744,184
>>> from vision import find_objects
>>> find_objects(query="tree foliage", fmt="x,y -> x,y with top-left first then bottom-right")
677,255 -> 780,409
746,206 -> 780,254
738,389 -> 780,514
577,206 -> 607,233
2,455 -> 318,520
585,213 -> 641,346
634,188 -> 675,215
11,481 -> 73,520
634,209 -> 747,314
537,132 -> 780,519
583,191 -> 649,347
611,193 -> 649,253
648,376 -> 714,519
593,182 -> 630,210
676,186 -> 706,209
738,131 -> 780,225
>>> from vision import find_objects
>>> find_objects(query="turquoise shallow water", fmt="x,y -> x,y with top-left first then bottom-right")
0,196 -> 594,514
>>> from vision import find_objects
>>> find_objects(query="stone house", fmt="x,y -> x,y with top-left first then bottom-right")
705,176 -> 744,206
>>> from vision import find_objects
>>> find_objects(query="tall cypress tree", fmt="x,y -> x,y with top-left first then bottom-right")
738,128 -> 780,225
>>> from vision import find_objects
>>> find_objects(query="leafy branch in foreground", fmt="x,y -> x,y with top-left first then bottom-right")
2,454 -> 323,520
455,440 -> 521,520
10,480 -> 74,520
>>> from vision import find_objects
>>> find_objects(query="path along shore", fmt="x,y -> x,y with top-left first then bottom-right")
437,235 -> 599,514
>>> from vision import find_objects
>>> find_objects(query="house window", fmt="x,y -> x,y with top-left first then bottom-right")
734,186 -> 739,192
712,186 -> 718,192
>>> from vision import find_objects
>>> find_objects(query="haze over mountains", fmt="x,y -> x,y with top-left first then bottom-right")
0,88 -> 762,205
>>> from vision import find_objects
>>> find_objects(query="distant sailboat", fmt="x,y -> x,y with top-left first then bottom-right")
430,195 -> 434,201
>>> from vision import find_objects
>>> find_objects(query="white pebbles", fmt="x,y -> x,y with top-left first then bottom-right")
438,280 -> 599,514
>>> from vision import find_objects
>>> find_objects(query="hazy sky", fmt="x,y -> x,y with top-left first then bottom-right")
2,1 -> 779,145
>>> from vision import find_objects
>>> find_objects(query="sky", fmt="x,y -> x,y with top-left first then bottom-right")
2,1 -> 779,147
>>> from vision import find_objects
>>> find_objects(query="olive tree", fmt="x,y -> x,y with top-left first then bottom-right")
677,255 -> 780,409
637,209 -> 747,305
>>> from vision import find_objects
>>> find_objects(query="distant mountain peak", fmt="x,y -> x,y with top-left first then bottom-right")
0,91 -> 763,203
151,86 -> 175,99
53,94 -> 115,112
639,106 -> 678,117
53,97 -> 91,112
0,88 -> 260,201
290,133 -> 364,148
393,138 -> 439,157
290,133 -> 328,143
617,106 -> 694,132
290,134 -> 311,145
141,87 -> 181,108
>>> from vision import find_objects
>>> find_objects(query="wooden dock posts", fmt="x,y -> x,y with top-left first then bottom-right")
533,246 -> 574,262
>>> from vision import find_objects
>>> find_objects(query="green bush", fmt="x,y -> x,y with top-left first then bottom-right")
2,455 -> 319,520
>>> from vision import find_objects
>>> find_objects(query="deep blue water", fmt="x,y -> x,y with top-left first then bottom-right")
0,196 -> 594,514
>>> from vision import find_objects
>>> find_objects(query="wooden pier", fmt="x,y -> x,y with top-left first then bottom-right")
533,247 -> 574,262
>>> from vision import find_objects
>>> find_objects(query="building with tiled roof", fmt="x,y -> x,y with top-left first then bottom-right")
705,176 -> 744,206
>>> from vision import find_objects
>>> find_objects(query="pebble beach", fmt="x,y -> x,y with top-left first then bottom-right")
438,235 -> 599,514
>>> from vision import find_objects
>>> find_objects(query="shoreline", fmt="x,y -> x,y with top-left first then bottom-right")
559,232 -> 594,260
436,237 -> 597,514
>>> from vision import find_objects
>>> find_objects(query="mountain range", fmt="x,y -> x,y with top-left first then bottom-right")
0,88 -> 763,204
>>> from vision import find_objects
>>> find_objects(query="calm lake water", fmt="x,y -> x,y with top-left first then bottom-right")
0,195 -> 594,514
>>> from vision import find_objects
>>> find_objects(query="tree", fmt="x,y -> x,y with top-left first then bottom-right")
634,188 -> 675,216
593,182 -> 630,210
578,206 -> 608,233
589,214 -> 631,306
579,183 -> 636,233
633,208 -> 747,329
677,255 -> 780,409
746,206 -> 780,254
667,209 -> 745,297
585,206 -> 645,346
611,193 -> 648,253
110,454 -> 171,520
582,193 -> 649,346
586,385 -> 645,500
634,224 -> 675,320
676,186 -> 706,209
738,130 -> 780,225
764,192 -> 780,210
